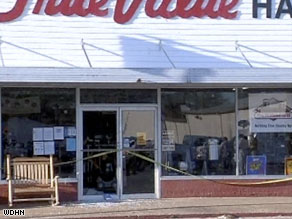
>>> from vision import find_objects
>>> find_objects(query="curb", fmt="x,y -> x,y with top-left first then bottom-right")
81,213 -> 292,219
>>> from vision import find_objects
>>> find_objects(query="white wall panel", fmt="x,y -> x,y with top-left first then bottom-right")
0,0 -> 291,68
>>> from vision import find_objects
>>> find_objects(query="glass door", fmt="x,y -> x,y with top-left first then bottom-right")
120,108 -> 157,198
82,109 -> 118,200
79,106 -> 158,200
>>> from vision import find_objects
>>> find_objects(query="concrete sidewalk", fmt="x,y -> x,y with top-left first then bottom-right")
1,197 -> 292,219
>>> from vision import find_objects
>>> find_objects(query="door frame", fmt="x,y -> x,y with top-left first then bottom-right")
77,104 -> 160,201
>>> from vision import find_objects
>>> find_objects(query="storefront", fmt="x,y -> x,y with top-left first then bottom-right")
0,0 -> 292,203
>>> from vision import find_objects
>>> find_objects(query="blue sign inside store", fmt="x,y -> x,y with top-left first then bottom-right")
246,155 -> 267,175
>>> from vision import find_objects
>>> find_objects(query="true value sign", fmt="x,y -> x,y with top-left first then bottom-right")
0,0 -> 291,24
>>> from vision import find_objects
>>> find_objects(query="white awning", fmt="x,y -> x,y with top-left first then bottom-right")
0,68 -> 291,87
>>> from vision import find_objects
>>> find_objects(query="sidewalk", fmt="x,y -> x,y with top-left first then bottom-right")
1,197 -> 292,219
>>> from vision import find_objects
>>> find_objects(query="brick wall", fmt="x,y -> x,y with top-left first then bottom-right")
161,180 -> 292,197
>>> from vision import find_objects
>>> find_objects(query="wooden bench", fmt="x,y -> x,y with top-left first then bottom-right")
6,155 -> 59,207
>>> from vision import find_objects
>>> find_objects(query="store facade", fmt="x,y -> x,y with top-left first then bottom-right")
0,0 -> 292,203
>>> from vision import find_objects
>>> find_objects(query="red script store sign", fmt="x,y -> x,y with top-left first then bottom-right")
0,0 -> 239,24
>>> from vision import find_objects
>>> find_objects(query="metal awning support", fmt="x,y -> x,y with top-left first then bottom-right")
159,40 -> 176,69
236,41 -> 292,66
235,41 -> 253,68
81,39 -> 92,68
0,37 -> 5,67
0,38 -> 76,67
81,39 -> 124,68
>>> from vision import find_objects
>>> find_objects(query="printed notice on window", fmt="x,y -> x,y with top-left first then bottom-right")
44,141 -> 55,155
137,132 -> 146,146
43,127 -> 54,141
54,126 -> 64,140
33,128 -> 43,141
249,93 -> 292,133
123,138 -> 130,148
65,126 -> 76,137
66,138 -> 76,152
33,142 -> 44,155
162,130 -> 175,151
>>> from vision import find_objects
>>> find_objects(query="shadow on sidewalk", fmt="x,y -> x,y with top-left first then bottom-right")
3,201 -> 292,219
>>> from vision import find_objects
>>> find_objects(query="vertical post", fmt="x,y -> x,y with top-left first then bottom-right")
76,88 -> 82,201
235,88 -> 239,176
0,37 -> 5,66
118,107 -> 122,199
156,88 -> 161,199
54,176 -> 60,205
6,155 -> 11,180
50,155 -> 55,205
7,155 -> 13,207
50,155 -> 54,187
0,88 -> 2,181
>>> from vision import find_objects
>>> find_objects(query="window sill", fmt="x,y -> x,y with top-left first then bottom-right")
161,175 -> 292,180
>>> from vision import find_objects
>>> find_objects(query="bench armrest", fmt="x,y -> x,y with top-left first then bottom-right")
52,176 -> 59,186
53,176 -> 60,205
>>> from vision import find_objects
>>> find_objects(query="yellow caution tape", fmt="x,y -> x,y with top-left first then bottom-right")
221,178 -> 292,186
4,149 -> 292,186
126,150 -> 292,186
54,150 -> 117,167
126,150 -> 194,177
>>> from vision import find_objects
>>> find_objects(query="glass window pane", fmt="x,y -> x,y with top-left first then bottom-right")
122,110 -> 155,194
80,89 -> 157,104
82,111 -> 117,196
122,110 -> 155,149
123,151 -> 154,194
238,88 -> 292,175
161,89 -> 236,176
1,88 -> 76,179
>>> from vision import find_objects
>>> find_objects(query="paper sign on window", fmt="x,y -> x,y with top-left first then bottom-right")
249,93 -> 292,133
285,157 -> 292,175
66,138 -> 76,152
54,126 -> 64,140
33,128 -> 43,141
44,141 -> 55,155
162,130 -> 175,151
43,127 -> 54,141
33,142 -> 44,155
137,132 -> 146,146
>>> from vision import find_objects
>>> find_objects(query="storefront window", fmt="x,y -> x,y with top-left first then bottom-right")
161,89 -> 236,176
1,88 -> 76,179
81,89 -> 157,104
238,89 -> 292,175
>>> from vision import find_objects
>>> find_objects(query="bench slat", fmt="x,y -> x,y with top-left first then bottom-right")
34,165 -> 38,182
24,165 -> 27,180
13,198 -> 55,202
45,165 -> 49,184
15,187 -> 54,194
20,165 -> 24,180
41,164 -> 45,184
30,165 -> 33,181
28,164 -> 31,180
38,164 -> 41,183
